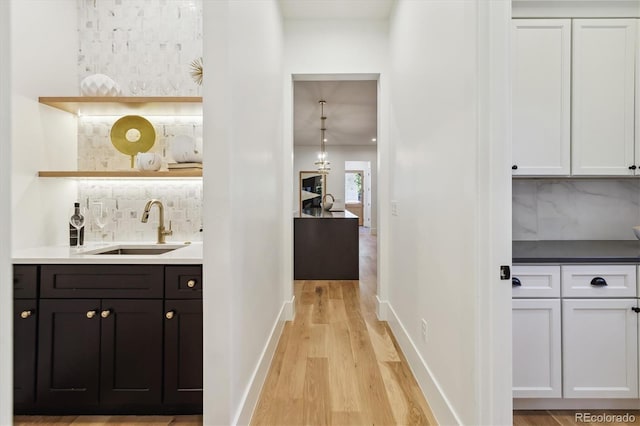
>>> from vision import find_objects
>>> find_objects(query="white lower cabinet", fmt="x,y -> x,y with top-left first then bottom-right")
512,299 -> 562,398
562,298 -> 638,399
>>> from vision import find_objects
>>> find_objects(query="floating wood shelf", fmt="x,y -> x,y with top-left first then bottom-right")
38,170 -> 203,179
38,96 -> 202,116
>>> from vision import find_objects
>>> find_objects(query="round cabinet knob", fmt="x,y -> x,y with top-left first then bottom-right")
86,310 -> 97,319
187,279 -> 197,288
100,309 -> 111,318
512,165 -> 518,170
166,310 -> 175,320
630,165 -> 637,170
20,310 -> 33,319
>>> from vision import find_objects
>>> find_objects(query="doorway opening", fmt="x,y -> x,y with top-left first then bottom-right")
345,161 -> 372,230
292,78 -> 379,279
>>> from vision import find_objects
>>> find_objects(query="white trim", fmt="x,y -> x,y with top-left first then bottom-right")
0,0 -> 11,423
386,302 -> 461,426
475,0 -> 513,424
514,399 -> 640,410
292,73 -> 380,81
283,71 -> 386,322
375,295 -> 388,321
234,301 -> 289,426
281,73 -> 294,331
512,0 -> 640,18
283,294 -> 296,321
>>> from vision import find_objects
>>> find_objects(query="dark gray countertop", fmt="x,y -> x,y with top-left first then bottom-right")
297,209 -> 358,219
513,240 -> 640,263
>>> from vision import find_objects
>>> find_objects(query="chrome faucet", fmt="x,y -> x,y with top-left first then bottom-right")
141,199 -> 173,244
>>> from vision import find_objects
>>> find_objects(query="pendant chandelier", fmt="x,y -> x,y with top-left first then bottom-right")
314,100 -> 331,174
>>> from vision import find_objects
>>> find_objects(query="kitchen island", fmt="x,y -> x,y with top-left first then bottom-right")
294,209 -> 359,280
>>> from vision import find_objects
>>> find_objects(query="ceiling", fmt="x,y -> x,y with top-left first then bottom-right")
294,80 -> 377,147
279,0 -> 394,20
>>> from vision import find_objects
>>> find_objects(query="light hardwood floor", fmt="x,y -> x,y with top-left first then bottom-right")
251,229 -> 437,426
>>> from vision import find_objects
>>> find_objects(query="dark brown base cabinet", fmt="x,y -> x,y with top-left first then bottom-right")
13,265 -> 38,411
164,299 -> 203,407
13,264 -> 202,415
14,300 -> 37,410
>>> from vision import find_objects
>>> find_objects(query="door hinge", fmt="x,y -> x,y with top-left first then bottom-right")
500,265 -> 511,280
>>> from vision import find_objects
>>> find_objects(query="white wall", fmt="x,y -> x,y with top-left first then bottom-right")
0,0 -> 12,422
203,1 -> 284,424
11,0 -> 78,250
387,1 -> 511,424
294,145 -> 377,230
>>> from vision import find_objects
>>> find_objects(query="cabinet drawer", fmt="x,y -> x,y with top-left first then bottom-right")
561,265 -> 636,298
165,266 -> 202,299
512,265 -> 560,298
41,265 -> 163,298
13,265 -> 38,299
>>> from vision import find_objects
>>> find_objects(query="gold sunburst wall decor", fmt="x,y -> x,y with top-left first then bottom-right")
190,57 -> 203,86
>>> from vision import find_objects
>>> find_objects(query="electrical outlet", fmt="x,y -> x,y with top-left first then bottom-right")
421,319 -> 427,342
391,200 -> 399,216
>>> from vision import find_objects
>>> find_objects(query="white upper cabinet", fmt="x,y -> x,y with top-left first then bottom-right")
571,19 -> 637,175
512,19 -> 571,176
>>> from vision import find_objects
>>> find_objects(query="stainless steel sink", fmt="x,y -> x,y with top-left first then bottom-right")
94,247 -> 179,255
82,244 -> 187,256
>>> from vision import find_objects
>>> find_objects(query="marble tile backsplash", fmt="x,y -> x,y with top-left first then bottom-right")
78,0 -> 203,96
78,116 -> 202,170
76,0 -> 203,243
78,180 -> 203,243
513,179 -> 640,241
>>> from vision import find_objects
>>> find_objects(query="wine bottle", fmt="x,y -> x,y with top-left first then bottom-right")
69,202 -> 85,246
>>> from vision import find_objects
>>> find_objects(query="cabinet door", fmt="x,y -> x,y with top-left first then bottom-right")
563,299 -> 638,398
37,299 -> 101,408
164,299 -> 203,407
512,19 -> 571,175
512,299 -> 561,398
14,300 -> 37,409
100,299 -> 163,407
572,19 -> 637,175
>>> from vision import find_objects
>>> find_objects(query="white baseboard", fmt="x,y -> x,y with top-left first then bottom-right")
514,398 -> 640,410
283,295 -> 295,321
386,302 -> 461,426
376,295 -> 388,320
233,300 -> 289,426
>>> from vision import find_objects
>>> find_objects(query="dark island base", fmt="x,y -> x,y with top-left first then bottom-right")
294,216 -> 359,280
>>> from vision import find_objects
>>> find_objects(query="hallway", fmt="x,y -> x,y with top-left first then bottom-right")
251,231 -> 437,425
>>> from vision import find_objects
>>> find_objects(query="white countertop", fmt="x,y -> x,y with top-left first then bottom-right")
13,241 -> 203,264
